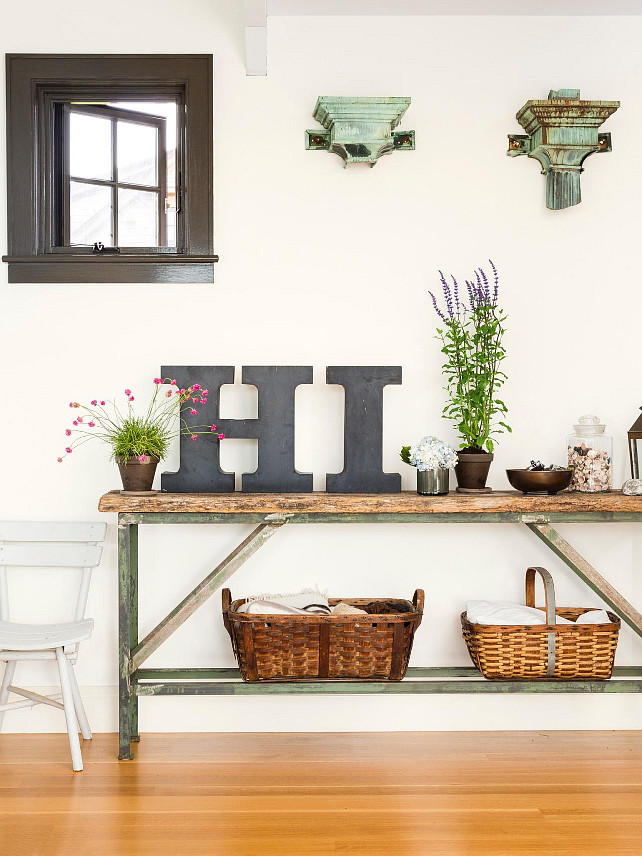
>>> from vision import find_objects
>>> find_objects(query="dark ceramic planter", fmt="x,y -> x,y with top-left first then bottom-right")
455,452 -> 494,491
116,456 -> 160,492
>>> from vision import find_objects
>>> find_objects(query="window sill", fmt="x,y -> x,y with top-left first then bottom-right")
2,254 -> 219,284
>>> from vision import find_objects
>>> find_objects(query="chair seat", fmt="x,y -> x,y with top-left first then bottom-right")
0,618 -> 94,651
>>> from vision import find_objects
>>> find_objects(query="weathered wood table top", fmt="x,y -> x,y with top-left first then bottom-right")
99,489 -> 641,515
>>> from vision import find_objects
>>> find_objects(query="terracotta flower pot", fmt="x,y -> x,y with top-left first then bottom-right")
455,452 -> 494,492
116,456 -> 160,492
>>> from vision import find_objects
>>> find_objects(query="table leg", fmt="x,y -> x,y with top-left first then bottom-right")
118,518 -> 135,760
527,522 -> 642,638
129,524 -> 139,742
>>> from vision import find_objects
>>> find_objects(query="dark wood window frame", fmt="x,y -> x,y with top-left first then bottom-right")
3,54 -> 218,284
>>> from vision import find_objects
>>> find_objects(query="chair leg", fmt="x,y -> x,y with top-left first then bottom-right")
56,647 -> 83,772
0,661 -> 17,733
67,661 -> 92,740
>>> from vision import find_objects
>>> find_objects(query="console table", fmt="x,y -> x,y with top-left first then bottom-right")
98,490 -> 642,760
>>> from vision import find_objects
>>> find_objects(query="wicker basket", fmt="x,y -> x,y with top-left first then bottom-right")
222,588 -> 424,682
461,567 -> 620,680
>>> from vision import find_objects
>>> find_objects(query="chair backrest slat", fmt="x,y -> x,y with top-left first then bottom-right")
0,522 -> 106,624
0,543 -> 103,569
0,522 -> 106,543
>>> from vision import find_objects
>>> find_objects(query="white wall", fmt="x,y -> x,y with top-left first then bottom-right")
2,2 -> 642,732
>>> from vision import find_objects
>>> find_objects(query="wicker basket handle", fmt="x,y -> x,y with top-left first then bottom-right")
525,567 -> 556,677
413,589 -> 425,627
222,588 -> 233,639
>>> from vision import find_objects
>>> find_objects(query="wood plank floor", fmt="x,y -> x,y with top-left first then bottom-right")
1,731 -> 641,855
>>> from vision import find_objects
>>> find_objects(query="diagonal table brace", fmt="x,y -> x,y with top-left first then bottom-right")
129,515 -> 290,673
527,522 -> 642,638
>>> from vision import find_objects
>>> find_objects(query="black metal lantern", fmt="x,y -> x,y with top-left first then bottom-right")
628,407 -> 642,479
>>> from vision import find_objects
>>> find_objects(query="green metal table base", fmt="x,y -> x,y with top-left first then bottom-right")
117,510 -> 642,761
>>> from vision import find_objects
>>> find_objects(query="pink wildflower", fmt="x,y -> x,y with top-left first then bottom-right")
203,389 -> 209,395
153,378 -> 163,385
210,423 -> 217,432
171,379 -> 177,385
65,447 -> 72,454
100,401 -> 105,406
138,455 -> 148,463
91,400 -> 97,406
190,408 -> 197,415
166,391 -> 172,398
73,420 -> 78,426
218,433 -> 225,440
69,402 -> 74,408
88,422 -> 95,427
77,417 -> 83,423
190,434 -> 198,440
193,384 -> 201,391
124,389 -> 131,396
200,398 -> 206,404
65,429 -> 71,436
57,457 -> 63,463
180,388 -> 186,394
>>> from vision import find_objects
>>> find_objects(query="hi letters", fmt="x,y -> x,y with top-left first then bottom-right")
161,365 -> 402,493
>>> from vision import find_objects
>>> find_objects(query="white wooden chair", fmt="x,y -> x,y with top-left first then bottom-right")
0,522 -> 106,771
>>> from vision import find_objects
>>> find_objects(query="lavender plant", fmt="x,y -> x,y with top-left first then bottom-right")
428,261 -> 510,453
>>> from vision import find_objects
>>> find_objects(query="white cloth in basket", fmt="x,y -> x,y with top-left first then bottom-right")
236,588 -> 331,615
466,600 -> 612,626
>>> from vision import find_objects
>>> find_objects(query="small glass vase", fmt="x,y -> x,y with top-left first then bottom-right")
417,468 -> 450,495
567,414 -> 612,493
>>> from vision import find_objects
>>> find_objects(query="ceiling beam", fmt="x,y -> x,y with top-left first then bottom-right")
244,0 -> 267,76
250,0 -> 641,76
269,0 -> 642,14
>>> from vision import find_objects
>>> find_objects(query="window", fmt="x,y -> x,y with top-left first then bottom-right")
4,55 -> 217,284
64,104 -> 173,249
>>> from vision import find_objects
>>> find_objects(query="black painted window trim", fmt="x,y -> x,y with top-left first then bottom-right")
3,54 -> 218,284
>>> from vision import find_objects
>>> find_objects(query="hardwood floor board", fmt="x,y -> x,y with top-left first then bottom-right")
0,793 -> 546,813
1,732 -> 641,856
2,730 -> 640,763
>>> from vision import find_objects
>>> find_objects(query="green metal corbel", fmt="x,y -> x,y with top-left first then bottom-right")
507,89 -> 620,210
306,97 -> 415,167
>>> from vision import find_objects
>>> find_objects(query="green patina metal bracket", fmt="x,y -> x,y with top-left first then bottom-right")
306,96 -> 415,167
507,89 -> 620,210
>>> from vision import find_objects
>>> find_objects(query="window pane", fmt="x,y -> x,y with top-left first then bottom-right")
117,121 -> 158,187
118,189 -> 158,246
70,112 -> 112,181
69,181 -> 113,245
111,102 -> 177,247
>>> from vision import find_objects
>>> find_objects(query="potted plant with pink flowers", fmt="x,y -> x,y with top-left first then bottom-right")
59,378 -> 225,491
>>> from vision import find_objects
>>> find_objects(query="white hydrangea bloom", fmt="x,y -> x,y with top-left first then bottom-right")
409,435 -> 458,472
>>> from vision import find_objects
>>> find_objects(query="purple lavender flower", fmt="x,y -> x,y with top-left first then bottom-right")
431,262 -> 500,318
428,290 -> 446,322
474,271 -> 486,307
452,276 -> 460,316
478,267 -> 491,304
438,271 -> 455,319
465,279 -> 476,309
489,259 -> 499,304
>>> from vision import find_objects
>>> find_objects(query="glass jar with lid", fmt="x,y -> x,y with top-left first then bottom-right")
567,415 -> 612,492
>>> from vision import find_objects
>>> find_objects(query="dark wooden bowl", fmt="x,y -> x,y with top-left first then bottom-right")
506,468 -> 573,495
